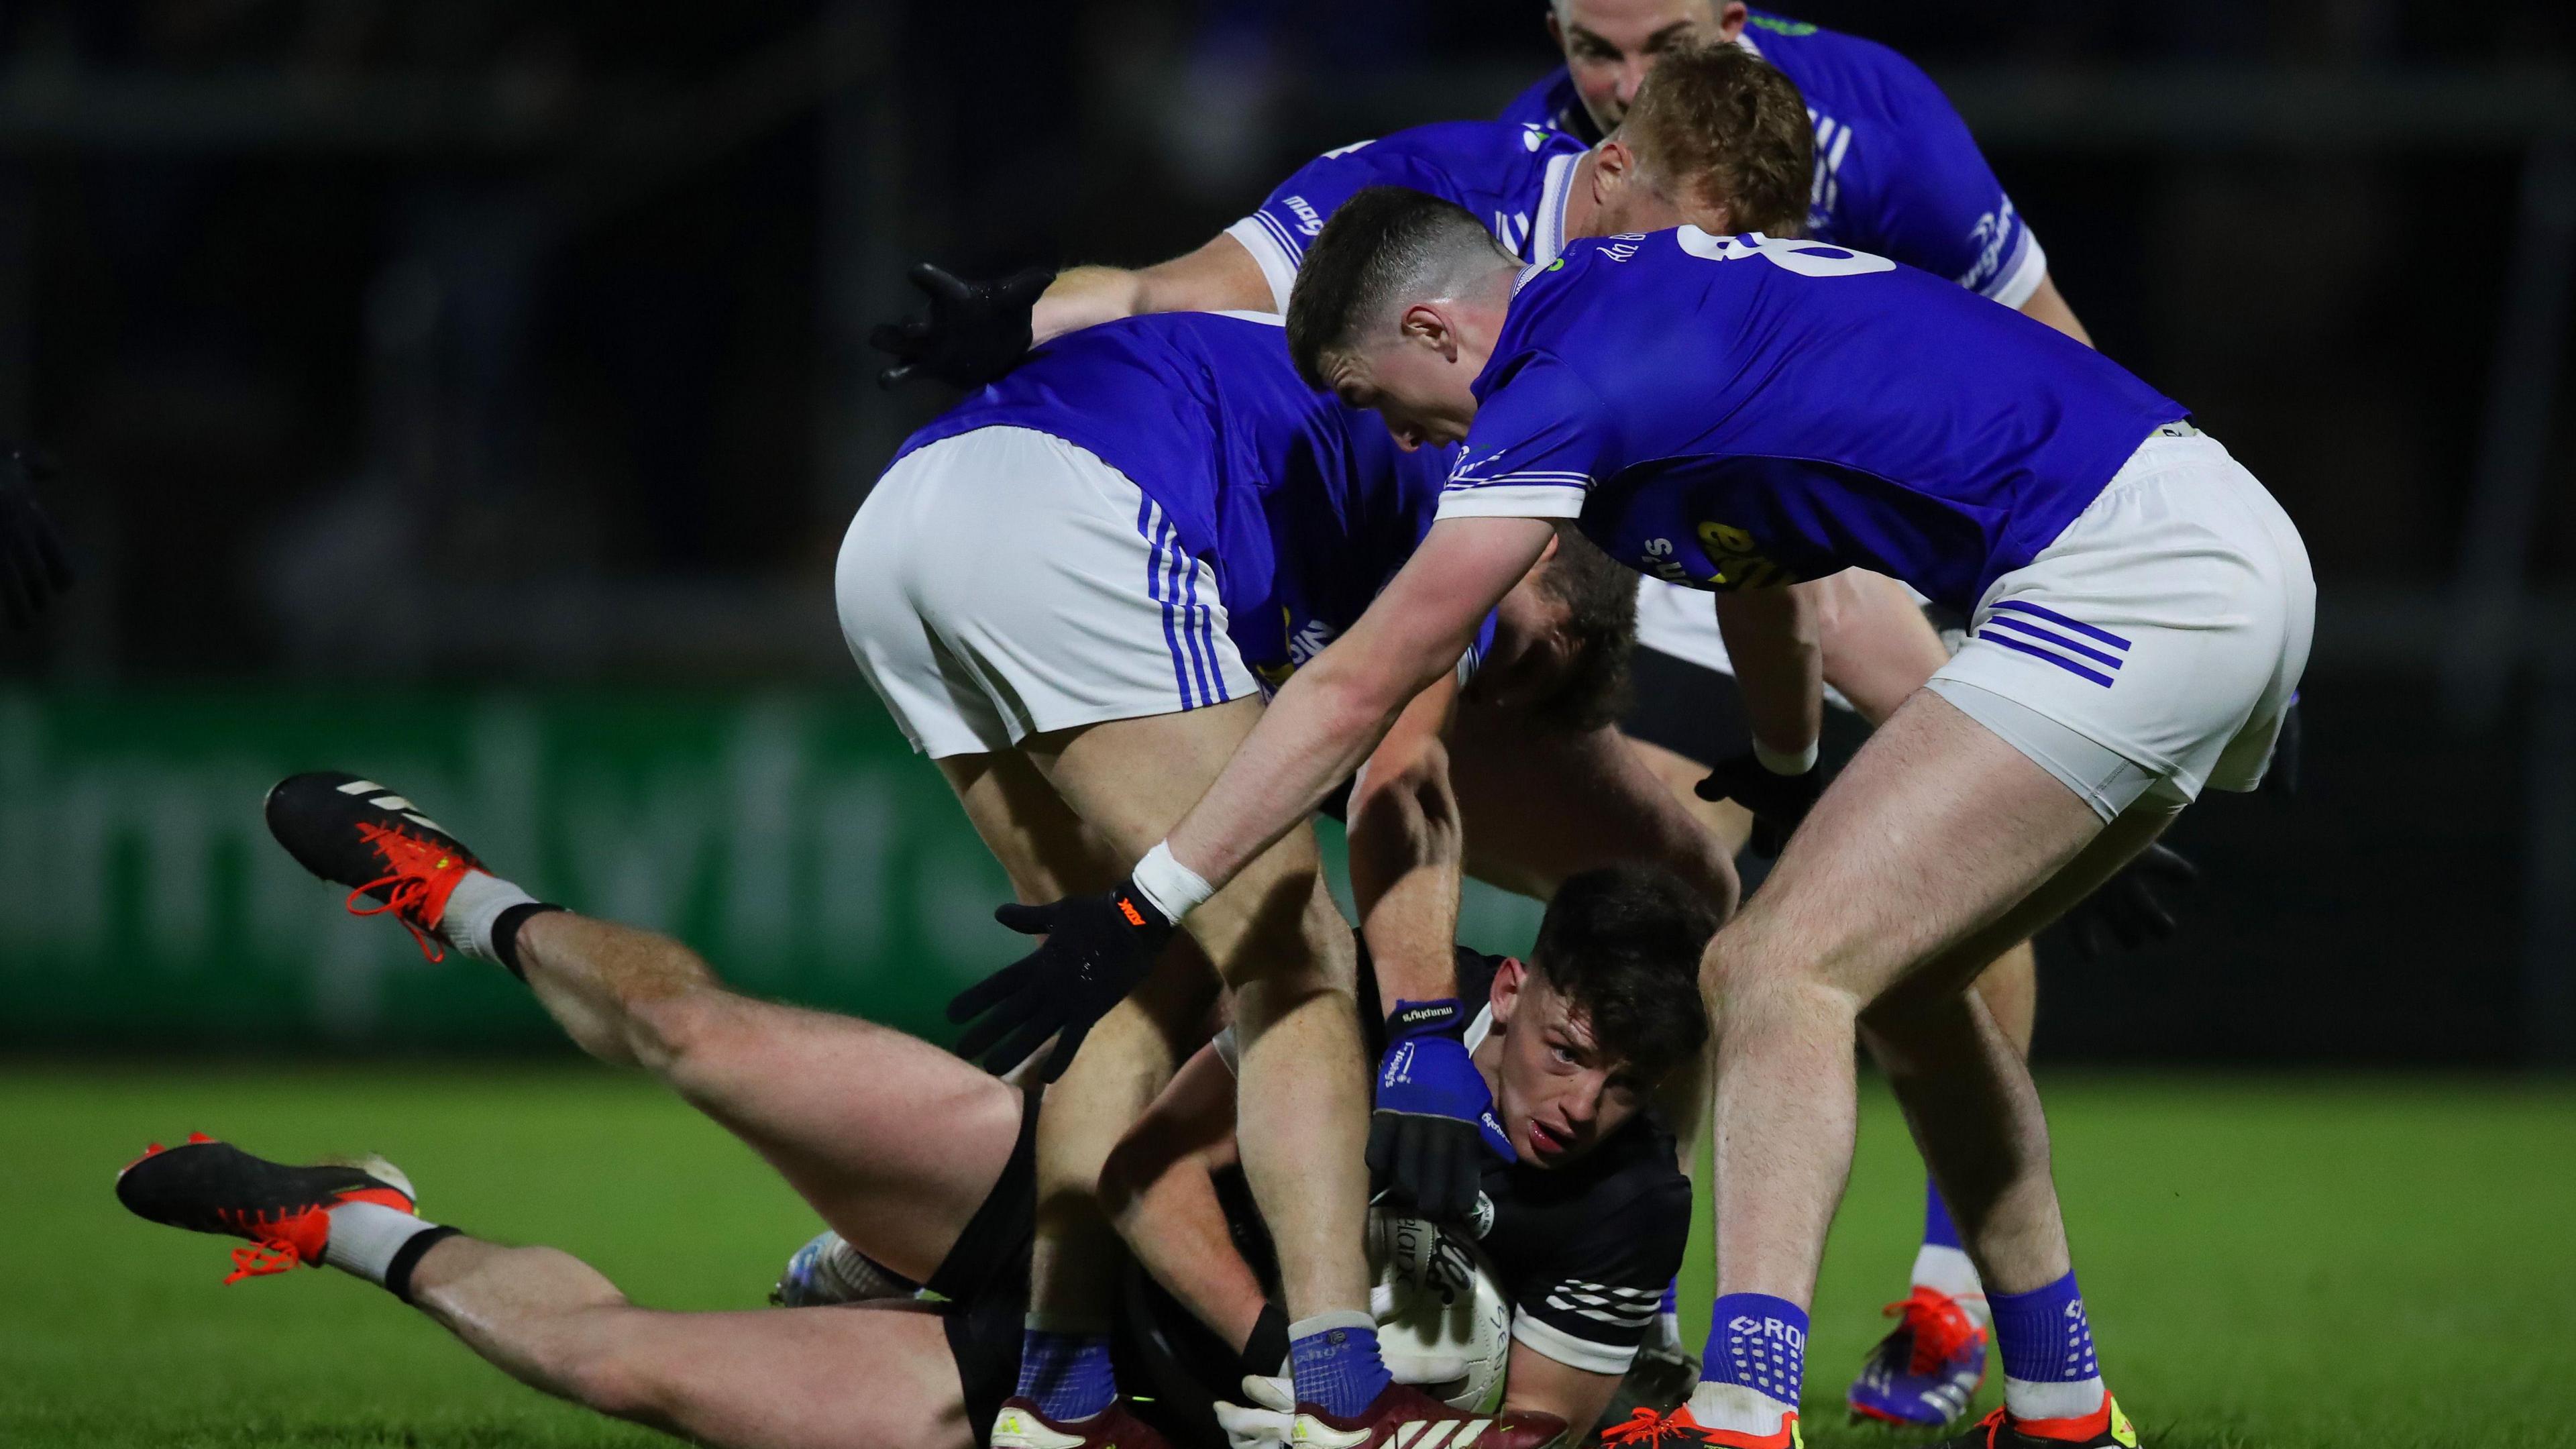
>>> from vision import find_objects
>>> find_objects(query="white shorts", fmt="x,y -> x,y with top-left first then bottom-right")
835,426 -> 1256,758
1927,428 -> 2314,820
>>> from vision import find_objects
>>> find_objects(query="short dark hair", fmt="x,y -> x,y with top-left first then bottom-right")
1621,42 -> 1813,238
1527,865 -> 1717,1084
1527,525 -> 1639,733
1285,186 -> 1515,389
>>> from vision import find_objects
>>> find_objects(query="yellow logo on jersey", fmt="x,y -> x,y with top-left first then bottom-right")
1697,521 -> 1797,590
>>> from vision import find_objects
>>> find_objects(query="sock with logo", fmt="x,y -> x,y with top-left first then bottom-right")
1988,1271 -> 2106,1424
1018,1316 -> 1117,1421
322,1201 -> 459,1303
1290,1310 -> 1392,1418
1691,1293 -> 1807,1432
1913,1179 -> 1990,1325
441,870 -> 564,979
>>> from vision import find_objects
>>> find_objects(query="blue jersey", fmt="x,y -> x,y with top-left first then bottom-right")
1437,231 -> 2185,613
893,312 -> 1487,688
1498,11 -> 2046,305
1226,121 -> 1590,313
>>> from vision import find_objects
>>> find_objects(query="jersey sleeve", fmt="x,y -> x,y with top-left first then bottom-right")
1224,140 -> 1434,314
1436,354 -> 1615,523
1851,56 -> 2049,308
1505,1168 -> 1691,1375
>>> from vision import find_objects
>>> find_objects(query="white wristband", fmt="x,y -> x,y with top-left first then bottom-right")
1130,841 -> 1214,923
1752,737 -> 1820,776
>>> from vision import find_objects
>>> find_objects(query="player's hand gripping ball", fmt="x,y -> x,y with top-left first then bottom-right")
1695,750 -> 1824,858
949,878 -> 1175,1081
870,262 -> 1054,390
1369,1000 -> 1516,1222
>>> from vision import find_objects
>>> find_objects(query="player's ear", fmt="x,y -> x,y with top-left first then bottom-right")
1714,1 -> 1752,41
1490,957 -> 1525,1027
1593,138 -> 1634,188
1545,10 -> 1564,52
1398,302 -> 1459,362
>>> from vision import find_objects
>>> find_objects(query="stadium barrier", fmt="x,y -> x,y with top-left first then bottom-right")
0,690 -> 1544,1051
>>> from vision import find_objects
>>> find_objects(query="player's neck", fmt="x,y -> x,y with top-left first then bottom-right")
1470,1021 -> 1503,1101
1562,152 -> 1605,243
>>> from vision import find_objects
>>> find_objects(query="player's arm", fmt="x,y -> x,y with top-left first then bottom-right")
1813,569 -> 1949,727
1096,1040 -> 1274,1362
2017,273 -> 2094,347
1163,516 -> 1558,898
1349,669 -> 1525,1217
1697,582 -> 1828,856
1347,669 -> 1467,1004
1031,233 -> 1275,345
1448,708 -> 1739,917
1715,582 -> 1823,765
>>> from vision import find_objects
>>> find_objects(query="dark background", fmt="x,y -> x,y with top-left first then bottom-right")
1,0 -> 2571,1065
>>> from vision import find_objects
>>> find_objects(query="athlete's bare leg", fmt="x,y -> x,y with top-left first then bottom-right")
1702,690 -> 2159,1313
407,1234 -> 974,1449
1020,698 -> 1370,1326
932,747 -> 1226,1334
504,910 -> 1021,1284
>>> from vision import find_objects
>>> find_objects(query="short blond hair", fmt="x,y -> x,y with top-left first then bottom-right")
1620,42 -> 1813,237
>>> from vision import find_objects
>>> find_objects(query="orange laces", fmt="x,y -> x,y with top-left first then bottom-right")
224,1240 -> 301,1285
1884,1285 -> 1984,1375
1601,1408 -> 1688,1446
343,821 -> 458,961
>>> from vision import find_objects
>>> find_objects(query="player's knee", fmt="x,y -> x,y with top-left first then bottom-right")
1701,930 -> 1858,1030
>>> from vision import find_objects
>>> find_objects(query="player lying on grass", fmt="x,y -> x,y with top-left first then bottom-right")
970,184 -> 2314,1449
841,303 -> 1733,1448
115,769 -> 1710,1449
782,873 -> 1715,1442
885,38 -> 2200,1428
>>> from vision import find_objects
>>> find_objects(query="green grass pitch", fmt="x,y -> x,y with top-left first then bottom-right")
8,1066 -> 2573,1448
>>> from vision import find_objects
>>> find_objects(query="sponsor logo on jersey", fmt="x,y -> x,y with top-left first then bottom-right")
1960,197 -> 2021,292
1697,521 -> 1799,590
1747,14 -> 1821,36
1284,194 -> 1328,237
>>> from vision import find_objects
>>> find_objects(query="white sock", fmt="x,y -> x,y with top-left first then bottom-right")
1910,1244 -> 1991,1328
2004,1376 -> 2106,1423
441,870 -> 539,963
321,1200 -> 441,1285
1684,1380 -> 1794,1433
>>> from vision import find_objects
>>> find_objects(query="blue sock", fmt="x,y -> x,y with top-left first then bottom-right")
1290,1311 -> 1392,1418
1923,1177 -> 1964,1250
1017,1322 -> 1116,1421
1660,1278 -> 1680,1316
1700,1293 -> 1809,1407
1987,1272 -> 2104,1419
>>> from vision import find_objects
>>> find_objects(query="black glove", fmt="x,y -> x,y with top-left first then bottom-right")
1695,751 -> 1823,858
1366,999 -> 1516,1221
947,878 -> 1175,1081
869,262 -> 1054,390
2263,697 -> 2302,797
0,445 -> 74,629
2060,841 -> 2200,960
